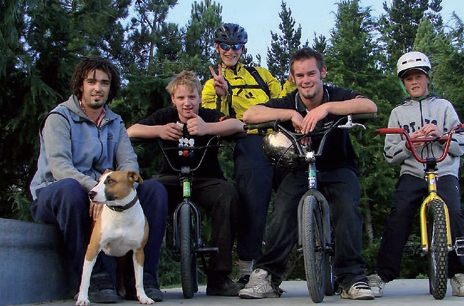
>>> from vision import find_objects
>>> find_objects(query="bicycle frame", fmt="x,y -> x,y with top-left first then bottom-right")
245,113 -> 375,302
376,125 -> 464,253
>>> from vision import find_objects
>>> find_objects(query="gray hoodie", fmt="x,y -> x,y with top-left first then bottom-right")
30,95 -> 138,199
384,95 -> 464,179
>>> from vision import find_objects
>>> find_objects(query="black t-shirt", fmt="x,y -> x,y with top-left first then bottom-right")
264,85 -> 363,174
138,107 -> 228,178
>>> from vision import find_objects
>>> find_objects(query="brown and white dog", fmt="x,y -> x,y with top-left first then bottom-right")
76,170 -> 153,306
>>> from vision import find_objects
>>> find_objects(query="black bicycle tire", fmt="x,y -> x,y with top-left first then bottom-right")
301,195 -> 326,303
427,198 -> 448,300
179,204 -> 197,298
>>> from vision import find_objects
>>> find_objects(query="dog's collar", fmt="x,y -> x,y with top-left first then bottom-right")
106,195 -> 138,212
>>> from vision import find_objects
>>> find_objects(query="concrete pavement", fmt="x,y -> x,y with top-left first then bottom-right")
10,279 -> 464,306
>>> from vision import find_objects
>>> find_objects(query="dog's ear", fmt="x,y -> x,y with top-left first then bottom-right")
127,171 -> 143,184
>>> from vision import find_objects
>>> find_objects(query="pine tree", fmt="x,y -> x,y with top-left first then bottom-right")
184,0 -> 223,81
378,0 -> 442,69
266,0 -> 302,83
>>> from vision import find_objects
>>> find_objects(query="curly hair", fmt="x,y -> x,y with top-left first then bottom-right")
70,56 -> 121,104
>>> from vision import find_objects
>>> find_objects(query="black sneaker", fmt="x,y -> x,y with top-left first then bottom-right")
206,271 -> 242,296
125,272 -> 164,302
88,272 -> 119,303
237,274 -> 250,289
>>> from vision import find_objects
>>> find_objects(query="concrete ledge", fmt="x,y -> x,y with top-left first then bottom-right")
0,218 -> 78,306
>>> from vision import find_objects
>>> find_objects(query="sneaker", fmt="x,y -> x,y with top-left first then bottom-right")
340,281 -> 375,300
367,274 -> 385,298
237,274 -> 250,289
239,268 -> 283,299
88,272 -> 119,303
206,271 -> 242,296
451,273 -> 464,297
125,273 -> 164,302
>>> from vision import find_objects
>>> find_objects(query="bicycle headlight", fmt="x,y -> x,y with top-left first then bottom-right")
262,132 -> 304,169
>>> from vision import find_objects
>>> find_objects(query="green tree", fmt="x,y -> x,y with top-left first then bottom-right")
378,0 -> 443,69
267,0 -> 302,83
183,0 -> 223,81
324,0 -> 397,250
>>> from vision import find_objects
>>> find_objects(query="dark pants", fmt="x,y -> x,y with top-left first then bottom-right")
234,135 -> 275,260
30,178 -> 168,280
256,167 -> 367,290
376,174 -> 464,281
154,175 -> 239,272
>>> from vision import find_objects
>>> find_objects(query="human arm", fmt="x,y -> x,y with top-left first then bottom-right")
301,97 -> 377,133
42,114 -> 99,191
127,122 -> 183,141
186,112 -> 244,136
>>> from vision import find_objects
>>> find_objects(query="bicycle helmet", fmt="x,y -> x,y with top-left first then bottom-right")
262,132 -> 305,169
397,51 -> 432,78
214,23 -> 248,44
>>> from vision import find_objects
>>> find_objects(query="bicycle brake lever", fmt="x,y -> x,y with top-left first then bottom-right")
338,122 -> 366,130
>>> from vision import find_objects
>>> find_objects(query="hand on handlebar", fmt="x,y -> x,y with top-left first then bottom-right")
302,105 -> 329,133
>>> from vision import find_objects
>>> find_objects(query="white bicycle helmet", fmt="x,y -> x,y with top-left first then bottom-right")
397,51 -> 432,78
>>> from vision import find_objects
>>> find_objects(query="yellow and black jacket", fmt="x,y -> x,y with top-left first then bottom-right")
202,63 -> 282,120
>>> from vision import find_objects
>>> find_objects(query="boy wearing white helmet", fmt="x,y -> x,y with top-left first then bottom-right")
368,51 -> 464,297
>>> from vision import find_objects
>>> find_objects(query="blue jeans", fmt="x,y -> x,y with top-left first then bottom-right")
30,178 -> 168,280
256,167 -> 367,290
376,174 -> 464,281
234,135 -> 275,260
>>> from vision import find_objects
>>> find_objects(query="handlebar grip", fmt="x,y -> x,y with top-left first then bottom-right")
351,113 -> 377,121
243,121 -> 277,131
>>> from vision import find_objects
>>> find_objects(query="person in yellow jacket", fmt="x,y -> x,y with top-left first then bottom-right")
202,23 -> 281,287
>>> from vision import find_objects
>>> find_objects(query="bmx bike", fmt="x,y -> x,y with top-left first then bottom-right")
155,135 -> 225,298
245,113 -> 374,303
376,124 -> 464,300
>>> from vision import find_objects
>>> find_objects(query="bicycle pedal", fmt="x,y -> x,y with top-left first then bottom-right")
455,237 -> 464,256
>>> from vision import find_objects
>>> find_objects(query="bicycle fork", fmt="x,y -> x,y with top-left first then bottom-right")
420,172 -> 453,253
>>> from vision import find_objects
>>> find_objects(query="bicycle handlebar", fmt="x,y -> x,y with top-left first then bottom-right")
155,136 -> 223,174
244,113 -> 376,159
376,124 -> 464,164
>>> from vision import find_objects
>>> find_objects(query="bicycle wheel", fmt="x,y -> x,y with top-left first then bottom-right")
301,195 -> 326,303
179,203 -> 198,298
427,198 -> 448,300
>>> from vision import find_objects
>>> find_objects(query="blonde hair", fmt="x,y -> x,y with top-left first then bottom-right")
166,70 -> 202,96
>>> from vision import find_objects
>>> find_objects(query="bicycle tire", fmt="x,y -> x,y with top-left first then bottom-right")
301,195 -> 326,303
179,204 -> 198,298
427,198 -> 448,300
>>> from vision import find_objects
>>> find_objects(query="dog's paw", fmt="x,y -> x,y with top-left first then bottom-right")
138,296 -> 154,304
75,298 -> 90,306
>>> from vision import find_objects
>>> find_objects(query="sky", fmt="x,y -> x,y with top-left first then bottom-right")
166,0 -> 464,66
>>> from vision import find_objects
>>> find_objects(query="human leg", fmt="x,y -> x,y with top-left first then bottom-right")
234,135 -> 274,262
191,177 -> 241,296
238,170 -> 306,299
318,168 -> 373,300
30,178 -> 117,302
371,175 -> 425,296
436,176 -> 464,297
125,179 -> 168,302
